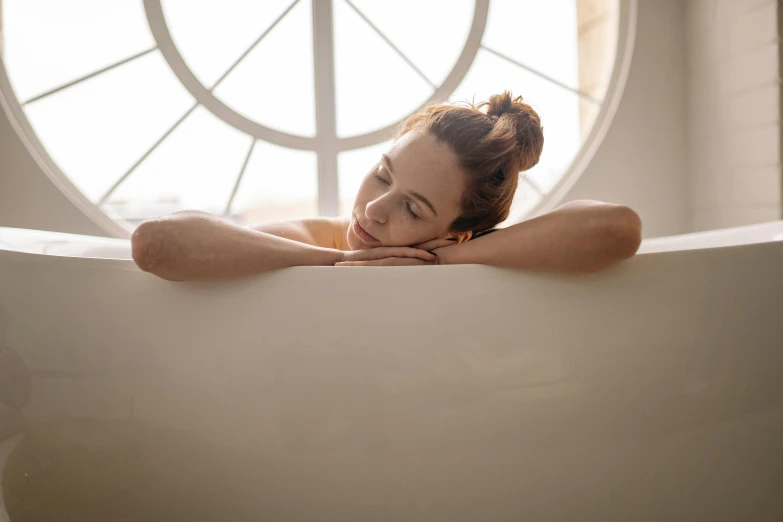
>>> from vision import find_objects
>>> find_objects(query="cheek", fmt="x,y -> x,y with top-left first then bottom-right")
386,218 -> 441,246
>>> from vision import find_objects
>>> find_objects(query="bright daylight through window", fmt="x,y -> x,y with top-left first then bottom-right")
0,0 -> 619,232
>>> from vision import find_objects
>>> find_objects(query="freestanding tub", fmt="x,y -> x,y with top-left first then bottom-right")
1,221 -> 782,521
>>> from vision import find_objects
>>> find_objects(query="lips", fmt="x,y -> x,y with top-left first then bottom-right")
353,217 -> 378,243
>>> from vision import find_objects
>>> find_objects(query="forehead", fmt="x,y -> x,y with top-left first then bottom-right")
387,130 -> 466,213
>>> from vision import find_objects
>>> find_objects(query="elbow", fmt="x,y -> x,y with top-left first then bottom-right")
579,205 -> 642,274
131,219 -> 175,279
605,205 -> 643,260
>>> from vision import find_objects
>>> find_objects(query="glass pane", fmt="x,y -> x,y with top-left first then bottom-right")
334,0 -> 434,138
482,0 -> 579,90
104,106 -> 253,221
338,140 -> 393,216
346,0 -> 474,87
501,180 -> 543,226
3,0 -> 155,102
451,48 -> 581,195
524,165 -> 563,194
211,0 -> 316,137
23,51 -> 195,203
231,142 -> 318,225
161,0 -> 296,87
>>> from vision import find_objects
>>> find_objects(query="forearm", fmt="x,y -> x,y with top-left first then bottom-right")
131,211 -> 341,281
435,200 -> 642,274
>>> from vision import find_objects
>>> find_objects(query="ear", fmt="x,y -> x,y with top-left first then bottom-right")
447,230 -> 472,243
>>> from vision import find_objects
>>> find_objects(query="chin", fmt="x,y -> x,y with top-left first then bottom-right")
345,230 -> 360,251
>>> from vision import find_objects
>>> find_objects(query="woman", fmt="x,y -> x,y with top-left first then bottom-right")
131,92 -> 642,281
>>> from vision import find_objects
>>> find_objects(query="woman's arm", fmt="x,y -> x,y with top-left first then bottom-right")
434,200 -> 643,274
131,211 -> 342,281
131,211 -> 434,281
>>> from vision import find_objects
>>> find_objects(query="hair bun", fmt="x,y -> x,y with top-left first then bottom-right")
484,91 -> 544,171
486,91 -> 516,118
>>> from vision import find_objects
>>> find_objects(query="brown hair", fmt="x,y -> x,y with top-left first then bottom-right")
398,91 -> 544,234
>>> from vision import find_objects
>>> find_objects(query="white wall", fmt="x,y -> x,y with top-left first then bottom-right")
565,0 -> 691,238
0,102 -> 106,236
0,0 -> 692,239
685,0 -> 781,231
0,0 -> 103,235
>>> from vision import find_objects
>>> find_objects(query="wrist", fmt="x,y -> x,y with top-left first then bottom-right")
314,247 -> 344,266
432,244 -> 462,265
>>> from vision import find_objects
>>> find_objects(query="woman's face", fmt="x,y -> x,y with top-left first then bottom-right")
347,129 -> 469,250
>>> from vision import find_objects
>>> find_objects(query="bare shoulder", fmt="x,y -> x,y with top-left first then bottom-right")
250,217 -> 350,250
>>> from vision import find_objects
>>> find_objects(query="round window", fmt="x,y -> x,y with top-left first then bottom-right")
0,0 -> 634,235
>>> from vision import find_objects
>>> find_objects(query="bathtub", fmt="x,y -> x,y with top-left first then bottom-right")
1,221 -> 782,521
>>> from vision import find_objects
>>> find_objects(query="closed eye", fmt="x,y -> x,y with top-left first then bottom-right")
374,169 -> 418,219
405,202 -> 420,220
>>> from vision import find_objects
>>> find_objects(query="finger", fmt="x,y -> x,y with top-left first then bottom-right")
377,257 -> 430,266
336,258 -> 429,267
352,249 -> 427,261
383,247 -> 436,261
336,261 -> 388,266
413,239 -> 448,250
343,247 -> 435,263
335,261 -> 375,267
336,260 -> 389,266
413,239 -> 456,251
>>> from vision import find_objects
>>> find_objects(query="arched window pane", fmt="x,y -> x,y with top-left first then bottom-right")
482,0 -> 579,90
104,106 -> 252,221
23,51 -> 195,202
161,0 -> 297,88
211,0 -> 316,137
525,165 -> 564,195
333,0 -> 433,138
3,0 -> 154,102
231,142 -> 318,225
502,180 -> 543,226
345,0 -> 474,87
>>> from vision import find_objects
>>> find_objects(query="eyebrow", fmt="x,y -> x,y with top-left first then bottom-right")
381,154 -> 438,217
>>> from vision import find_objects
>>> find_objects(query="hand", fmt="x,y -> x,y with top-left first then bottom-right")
416,237 -> 463,266
412,238 -> 458,252
335,257 -> 435,266
335,246 -> 436,267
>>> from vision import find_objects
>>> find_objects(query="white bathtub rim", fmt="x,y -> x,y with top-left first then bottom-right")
637,220 -> 783,254
1,240 -> 782,306
0,237 -> 781,275
1,221 -> 782,269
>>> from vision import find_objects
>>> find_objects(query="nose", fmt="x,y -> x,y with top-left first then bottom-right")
365,195 -> 389,224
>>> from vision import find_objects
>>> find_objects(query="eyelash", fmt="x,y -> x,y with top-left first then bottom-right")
373,173 -> 419,220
